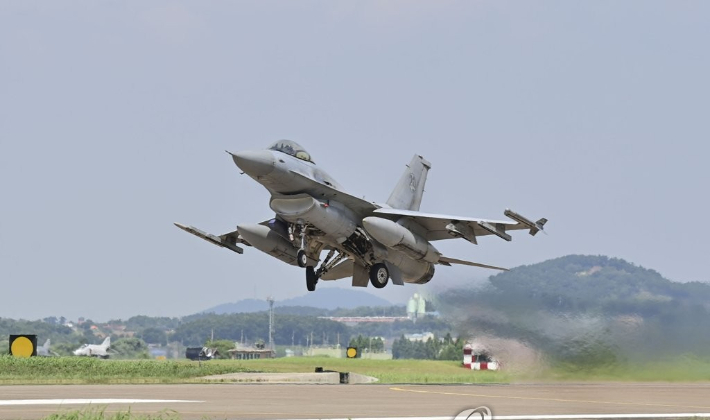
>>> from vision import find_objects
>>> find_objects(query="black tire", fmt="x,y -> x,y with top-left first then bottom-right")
369,263 -> 389,288
306,266 -> 317,291
297,250 -> 308,268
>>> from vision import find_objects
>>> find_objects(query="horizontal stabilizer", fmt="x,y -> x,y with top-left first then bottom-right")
438,256 -> 508,271
174,223 -> 244,254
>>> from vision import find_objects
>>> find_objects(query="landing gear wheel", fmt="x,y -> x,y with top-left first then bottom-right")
297,249 -> 308,268
306,266 -> 318,292
369,263 -> 389,288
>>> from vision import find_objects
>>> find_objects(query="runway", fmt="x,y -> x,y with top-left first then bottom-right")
1,383 -> 709,420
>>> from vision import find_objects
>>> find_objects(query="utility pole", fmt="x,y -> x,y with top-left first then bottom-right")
267,296 -> 275,352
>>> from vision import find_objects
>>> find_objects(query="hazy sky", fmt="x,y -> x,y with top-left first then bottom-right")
1,1 -> 708,321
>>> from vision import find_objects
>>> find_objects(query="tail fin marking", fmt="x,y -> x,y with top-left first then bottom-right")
386,155 -> 431,211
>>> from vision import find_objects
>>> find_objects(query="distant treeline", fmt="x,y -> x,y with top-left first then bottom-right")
171,311 -> 451,347
1,305 -> 453,350
392,333 -> 464,360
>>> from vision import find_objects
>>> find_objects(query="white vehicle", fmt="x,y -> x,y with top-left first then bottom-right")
177,140 -> 547,292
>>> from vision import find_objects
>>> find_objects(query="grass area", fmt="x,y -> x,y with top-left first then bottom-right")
5,355 -> 710,385
230,356 -> 509,383
42,408 -> 180,420
0,355 -> 253,385
546,357 -> 710,382
0,355 -> 506,384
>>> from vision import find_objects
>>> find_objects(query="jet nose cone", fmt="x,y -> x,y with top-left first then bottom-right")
231,150 -> 275,177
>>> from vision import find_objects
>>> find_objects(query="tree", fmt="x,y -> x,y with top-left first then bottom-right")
141,327 -> 167,346
111,337 -> 150,359
205,339 -> 236,359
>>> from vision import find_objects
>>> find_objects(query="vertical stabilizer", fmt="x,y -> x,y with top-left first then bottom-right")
386,155 -> 431,211
101,336 -> 111,349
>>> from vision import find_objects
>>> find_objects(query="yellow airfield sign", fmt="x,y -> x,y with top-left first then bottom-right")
346,347 -> 358,358
9,335 -> 37,358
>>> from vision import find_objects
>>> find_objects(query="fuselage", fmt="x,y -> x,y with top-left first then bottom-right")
74,344 -> 108,356
231,148 -> 342,196
231,141 -> 436,285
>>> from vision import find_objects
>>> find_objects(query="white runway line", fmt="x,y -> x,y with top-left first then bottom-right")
277,415 -> 710,420
492,415 -> 710,420
0,399 -> 203,406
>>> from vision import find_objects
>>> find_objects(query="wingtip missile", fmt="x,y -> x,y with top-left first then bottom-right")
504,209 -> 547,236
174,222 -> 244,254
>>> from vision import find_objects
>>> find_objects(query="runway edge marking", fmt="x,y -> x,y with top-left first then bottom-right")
0,399 -> 203,406
276,415 -> 710,420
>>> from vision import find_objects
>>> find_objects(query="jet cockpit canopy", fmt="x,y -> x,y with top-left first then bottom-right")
268,140 -> 313,163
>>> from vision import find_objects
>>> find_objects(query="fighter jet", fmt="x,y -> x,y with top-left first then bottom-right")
37,339 -> 59,357
73,336 -> 111,358
176,140 -> 547,292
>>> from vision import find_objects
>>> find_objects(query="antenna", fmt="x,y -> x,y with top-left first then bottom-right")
266,296 -> 275,352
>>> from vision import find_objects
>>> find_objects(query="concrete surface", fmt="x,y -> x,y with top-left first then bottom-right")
200,371 -> 378,384
1,383 -> 709,419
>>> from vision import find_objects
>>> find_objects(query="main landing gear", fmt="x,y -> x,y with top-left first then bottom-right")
369,263 -> 389,288
306,266 -> 318,292
303,249 -> 349,292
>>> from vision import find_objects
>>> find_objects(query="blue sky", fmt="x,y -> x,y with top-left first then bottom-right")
1,1 -> 708,320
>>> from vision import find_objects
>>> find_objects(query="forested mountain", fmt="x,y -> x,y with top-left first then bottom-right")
437,255 -> 710,365
202,287 -> 393,314
172,312 -> 349,347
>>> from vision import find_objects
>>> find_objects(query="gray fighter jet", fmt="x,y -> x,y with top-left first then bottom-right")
37,339 -> 59,357
176,140 -> 547,292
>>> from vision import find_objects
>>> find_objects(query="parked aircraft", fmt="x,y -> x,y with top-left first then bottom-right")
37,339 -> 58,357
73,336 -> 111,358
176,140 -> 547,291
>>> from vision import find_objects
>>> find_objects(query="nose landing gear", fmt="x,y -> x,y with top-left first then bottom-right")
297,250 -> 308,268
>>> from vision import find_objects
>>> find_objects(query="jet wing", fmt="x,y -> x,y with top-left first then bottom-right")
373,208 -> 547,243
174,223 -> 250,254
288,170 -> 379,217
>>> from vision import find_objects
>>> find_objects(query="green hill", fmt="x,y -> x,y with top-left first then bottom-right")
437,255 -> 710,366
